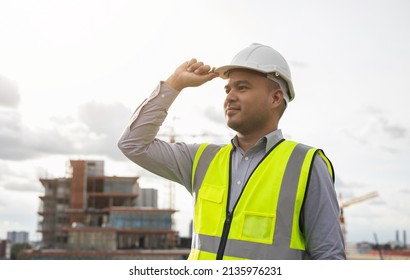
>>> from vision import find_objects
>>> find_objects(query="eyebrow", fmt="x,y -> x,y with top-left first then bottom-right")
224,80 -> 252,90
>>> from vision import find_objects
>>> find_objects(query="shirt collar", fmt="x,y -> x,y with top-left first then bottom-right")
231,129 -> 284,154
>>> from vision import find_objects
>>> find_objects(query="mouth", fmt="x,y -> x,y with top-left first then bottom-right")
225,106 -> 240,116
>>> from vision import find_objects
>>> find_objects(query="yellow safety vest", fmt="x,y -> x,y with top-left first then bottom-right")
189,140 -> 334,260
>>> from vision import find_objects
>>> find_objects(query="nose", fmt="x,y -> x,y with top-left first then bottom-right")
224,90 -> 232,108
225,88 -> 238,102
224,89 -> 239,111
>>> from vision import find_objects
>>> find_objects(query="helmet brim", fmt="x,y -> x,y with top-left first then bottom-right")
215,65 -> 270,79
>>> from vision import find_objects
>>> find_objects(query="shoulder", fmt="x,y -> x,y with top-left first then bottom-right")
194,143 -> 227,158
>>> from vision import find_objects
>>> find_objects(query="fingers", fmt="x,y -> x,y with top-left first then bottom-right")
186,59 -> 214,75
185,58 -> 198,71
166,59 -> 218,91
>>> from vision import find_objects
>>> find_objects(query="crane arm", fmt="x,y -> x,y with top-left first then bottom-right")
339,191 -> 378,208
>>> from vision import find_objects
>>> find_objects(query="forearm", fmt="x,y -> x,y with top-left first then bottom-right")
118,59 -> 217,190
118,57 -> 217,155
117,82 -> 197,187
118,82 -> 178,153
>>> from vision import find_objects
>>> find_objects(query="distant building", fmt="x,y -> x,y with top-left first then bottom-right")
0,240 -> 11,259
138,188 -> 158,208
22,160 -> 188,260
7,231 -> 29,245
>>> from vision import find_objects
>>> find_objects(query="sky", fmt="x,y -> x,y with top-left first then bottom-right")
0,0 -> 409,245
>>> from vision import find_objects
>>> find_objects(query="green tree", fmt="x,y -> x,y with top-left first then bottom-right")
10,243 -> 32,260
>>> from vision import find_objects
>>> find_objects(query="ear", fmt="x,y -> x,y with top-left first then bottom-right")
270,89 -> 285,108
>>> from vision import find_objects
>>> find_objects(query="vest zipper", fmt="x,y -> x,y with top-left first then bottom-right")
216,211 -> 233,260
214,142 -> 283,260
216,149 -> 234,260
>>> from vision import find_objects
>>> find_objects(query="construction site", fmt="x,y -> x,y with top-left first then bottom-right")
22,160 -> 189,260
339,191 -> 409,259
17,159 -> 409,260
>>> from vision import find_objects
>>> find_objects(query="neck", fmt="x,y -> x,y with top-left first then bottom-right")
236,136 -> 257,152
236,127 -> 276,152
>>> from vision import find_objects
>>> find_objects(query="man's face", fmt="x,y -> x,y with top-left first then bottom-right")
223,70 -> 275,135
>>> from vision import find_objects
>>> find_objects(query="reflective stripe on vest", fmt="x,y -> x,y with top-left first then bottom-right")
189,140 -> 334,260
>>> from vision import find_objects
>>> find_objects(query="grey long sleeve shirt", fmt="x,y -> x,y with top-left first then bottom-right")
118,82 -> 346,260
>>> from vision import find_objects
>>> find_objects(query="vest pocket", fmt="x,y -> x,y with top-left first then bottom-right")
195,184 -> 225,236
240,211 -> 275,244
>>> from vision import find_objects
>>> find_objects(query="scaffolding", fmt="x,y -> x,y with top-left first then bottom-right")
33,160 -> 186,259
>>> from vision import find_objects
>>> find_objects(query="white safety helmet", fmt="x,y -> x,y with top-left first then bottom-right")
215,43 -> 295,102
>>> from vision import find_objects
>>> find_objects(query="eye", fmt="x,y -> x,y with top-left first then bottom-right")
238,85 -> 248,92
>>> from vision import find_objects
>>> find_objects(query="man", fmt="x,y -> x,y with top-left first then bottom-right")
118,43 -> 346,260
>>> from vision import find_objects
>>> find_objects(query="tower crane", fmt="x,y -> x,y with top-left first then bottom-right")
157,117 -> 230,230
338,191 -> 379,241
157,117 -> 208,212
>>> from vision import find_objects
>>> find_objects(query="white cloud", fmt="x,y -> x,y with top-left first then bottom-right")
0,75 -> 19,108
0,99 -> 133,161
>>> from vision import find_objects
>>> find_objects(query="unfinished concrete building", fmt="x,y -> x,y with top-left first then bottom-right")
27,160 -> 188,259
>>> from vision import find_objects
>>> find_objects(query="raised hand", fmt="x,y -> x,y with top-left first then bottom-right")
165,58 -> 219,92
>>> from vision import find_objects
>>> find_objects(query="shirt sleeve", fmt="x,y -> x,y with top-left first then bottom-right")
117,82 -> 200,193
302,155 -> 347,259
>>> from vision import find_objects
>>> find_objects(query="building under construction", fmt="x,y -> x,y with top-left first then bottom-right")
23,160 -> 189,260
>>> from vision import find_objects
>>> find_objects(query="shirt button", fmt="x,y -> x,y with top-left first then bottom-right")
237,180 -> 241,185
244,156 -> 249,161
161,94 -> 165,98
